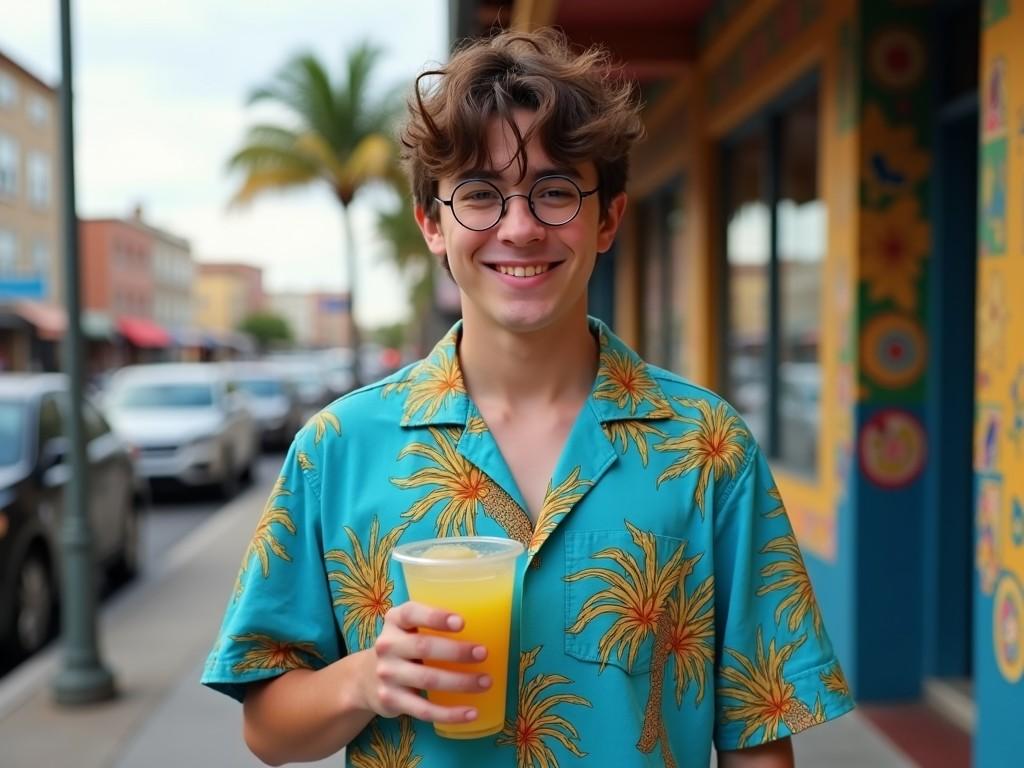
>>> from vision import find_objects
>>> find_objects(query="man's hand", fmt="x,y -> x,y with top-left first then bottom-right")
718,737 -> 795,767
359,601 -> 492,725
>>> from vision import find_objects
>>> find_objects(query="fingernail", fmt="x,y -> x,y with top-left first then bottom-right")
446,615 -> 463,631
465,708 -> 478,721
472,645 -> 487,660
478,675 -> 491,689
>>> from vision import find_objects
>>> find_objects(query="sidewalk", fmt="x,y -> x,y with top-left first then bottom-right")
0,477 -> 918,767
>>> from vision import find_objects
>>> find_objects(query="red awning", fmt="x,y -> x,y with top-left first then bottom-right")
14,301 -> 67,341
116,315 -> 171,348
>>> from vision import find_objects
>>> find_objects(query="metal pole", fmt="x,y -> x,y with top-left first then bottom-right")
52,0 -> 116,705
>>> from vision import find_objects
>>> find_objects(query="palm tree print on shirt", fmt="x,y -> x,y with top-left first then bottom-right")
529,468 -> 592,556
234,476 -> 296,598
593,346 -> 668,414
654,398 -> 748,516
229,632 -> 325,674
566,522 -> 687,763
603,419 -> 667,466
636,548 -> 713,757
757,532 -> 825,638
497,646 -> 592,768
326,518 -> 409,649
303,409 -> 341,446
391,427 -> 487,536
717,628 -> 818,746
820,663 -> 851,698
391,427 -> 533,544
349,716 -> 422,768
388,334 -> 465,423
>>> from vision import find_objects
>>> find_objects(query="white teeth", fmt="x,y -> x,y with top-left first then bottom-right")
495,263 -> 550,277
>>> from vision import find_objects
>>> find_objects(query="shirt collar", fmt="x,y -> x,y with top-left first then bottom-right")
395,317 -> 672,428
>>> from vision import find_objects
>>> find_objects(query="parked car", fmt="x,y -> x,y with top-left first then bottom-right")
262,355 -> 331,415
0,374 -> 141,663
226,364 -> 304,449
102,364 -> 258,498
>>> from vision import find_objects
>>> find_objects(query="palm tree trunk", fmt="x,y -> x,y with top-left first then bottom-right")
638,610 -> 673,754
340,203 -> 363,387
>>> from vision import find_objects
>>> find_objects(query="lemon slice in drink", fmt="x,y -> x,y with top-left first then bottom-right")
421,544 -> 480,560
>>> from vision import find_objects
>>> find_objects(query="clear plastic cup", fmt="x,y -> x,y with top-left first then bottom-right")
392,536 -> 524,739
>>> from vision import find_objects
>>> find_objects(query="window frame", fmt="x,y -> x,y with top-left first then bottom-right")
717,70 -> 822,477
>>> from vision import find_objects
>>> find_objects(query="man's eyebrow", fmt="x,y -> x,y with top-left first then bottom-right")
455,166 -> 583,183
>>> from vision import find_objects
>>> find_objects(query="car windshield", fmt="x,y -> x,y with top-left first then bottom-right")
237,379 -> 284,398
0,401 -> 25,466
112,383 -> 215,409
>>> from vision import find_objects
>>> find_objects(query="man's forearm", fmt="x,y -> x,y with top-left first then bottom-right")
718,736 -> 795,767
242,650 -> 377,766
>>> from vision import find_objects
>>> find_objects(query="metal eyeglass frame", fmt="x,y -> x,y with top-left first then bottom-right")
433,174 -> 600,231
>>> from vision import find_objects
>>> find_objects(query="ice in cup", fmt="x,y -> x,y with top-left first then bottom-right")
391,536 -> 524,739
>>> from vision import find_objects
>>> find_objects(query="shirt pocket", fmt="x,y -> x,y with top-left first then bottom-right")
564,528 -> 686,677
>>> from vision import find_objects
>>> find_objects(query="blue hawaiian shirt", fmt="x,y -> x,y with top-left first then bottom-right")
202,317 -> 855,767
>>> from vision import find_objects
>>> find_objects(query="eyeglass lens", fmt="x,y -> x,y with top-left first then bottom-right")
450,177 -> 583,229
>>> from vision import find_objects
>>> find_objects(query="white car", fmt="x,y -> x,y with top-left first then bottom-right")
225,363 -> 304,449
103,364 -> 258,497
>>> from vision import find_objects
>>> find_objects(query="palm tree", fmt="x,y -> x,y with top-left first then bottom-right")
234,476 -> 296,598
228,42 -> 403,386
497,646 -> 592,767
377,182 -> 437,352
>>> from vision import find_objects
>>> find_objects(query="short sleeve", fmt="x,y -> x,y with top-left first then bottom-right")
201,439 -> 343,702
711,445 -> 855,751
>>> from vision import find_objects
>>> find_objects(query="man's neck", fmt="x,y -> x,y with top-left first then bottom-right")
457,307 -> 598,413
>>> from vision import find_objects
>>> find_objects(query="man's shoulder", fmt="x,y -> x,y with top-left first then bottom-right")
293,361 -> 421,449
643,361 -> 738,412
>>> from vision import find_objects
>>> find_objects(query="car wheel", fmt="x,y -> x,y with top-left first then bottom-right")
12,549 -> 56,660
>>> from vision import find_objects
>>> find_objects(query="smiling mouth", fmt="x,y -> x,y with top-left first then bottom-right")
485,262 -> 563,278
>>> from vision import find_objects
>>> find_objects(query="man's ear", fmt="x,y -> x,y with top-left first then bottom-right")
414,203 -> 449,257
596,192 -> 628,254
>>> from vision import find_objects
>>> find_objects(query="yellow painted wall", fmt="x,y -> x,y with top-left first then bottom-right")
975,3 -> 1024,690
195,273 -> 239,335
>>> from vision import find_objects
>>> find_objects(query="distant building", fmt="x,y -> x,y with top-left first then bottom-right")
194,262 -> 265,336
266,290 -> 352,349
267,291 -> 315,347
0,48 -> 63,370
310,291 -> 352,349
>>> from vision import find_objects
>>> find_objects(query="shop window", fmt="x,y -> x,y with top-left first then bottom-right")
638,178 -> 686,374
721,79 -> 822,477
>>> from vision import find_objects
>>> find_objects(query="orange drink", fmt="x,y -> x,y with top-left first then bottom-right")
392,537 -> 524,739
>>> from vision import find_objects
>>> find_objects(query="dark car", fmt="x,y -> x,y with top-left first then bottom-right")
0,374 -> 142,663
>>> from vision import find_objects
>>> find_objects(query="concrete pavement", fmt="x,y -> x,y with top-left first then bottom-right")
0,473 -> 919,767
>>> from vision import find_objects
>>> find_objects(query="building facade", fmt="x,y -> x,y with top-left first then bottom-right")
194,262 -> 265,336
454,1 -> 1023,765
0,49 -> 63,370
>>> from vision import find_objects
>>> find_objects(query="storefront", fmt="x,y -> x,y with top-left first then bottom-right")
454,0 -> 1023,764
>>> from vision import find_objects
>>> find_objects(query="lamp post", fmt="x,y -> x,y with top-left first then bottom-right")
51,0 -> 116,706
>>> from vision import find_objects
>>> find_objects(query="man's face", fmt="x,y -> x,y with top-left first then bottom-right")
416,109 -> 626,335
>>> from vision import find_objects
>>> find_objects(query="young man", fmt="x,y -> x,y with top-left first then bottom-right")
202,29 -> 854,767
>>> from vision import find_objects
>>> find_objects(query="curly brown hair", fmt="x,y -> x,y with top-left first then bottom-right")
400,28 -> 644,220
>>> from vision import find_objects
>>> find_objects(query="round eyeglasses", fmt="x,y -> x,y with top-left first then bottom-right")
434,175 -> 599,231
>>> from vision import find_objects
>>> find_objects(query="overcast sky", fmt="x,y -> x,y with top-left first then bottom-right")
0,1 -> 448,327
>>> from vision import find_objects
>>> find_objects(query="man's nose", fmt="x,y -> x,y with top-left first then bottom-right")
497,194 -> 544,244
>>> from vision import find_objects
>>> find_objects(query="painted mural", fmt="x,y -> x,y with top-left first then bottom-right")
976,4 -> 1024,766
855,2 -> 931,497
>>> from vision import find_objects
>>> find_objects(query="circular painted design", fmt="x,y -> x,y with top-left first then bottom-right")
861,313 -> 927,389
869,28 -> 927,90
859,409 -> 926,488
994,574 -> 1024,683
